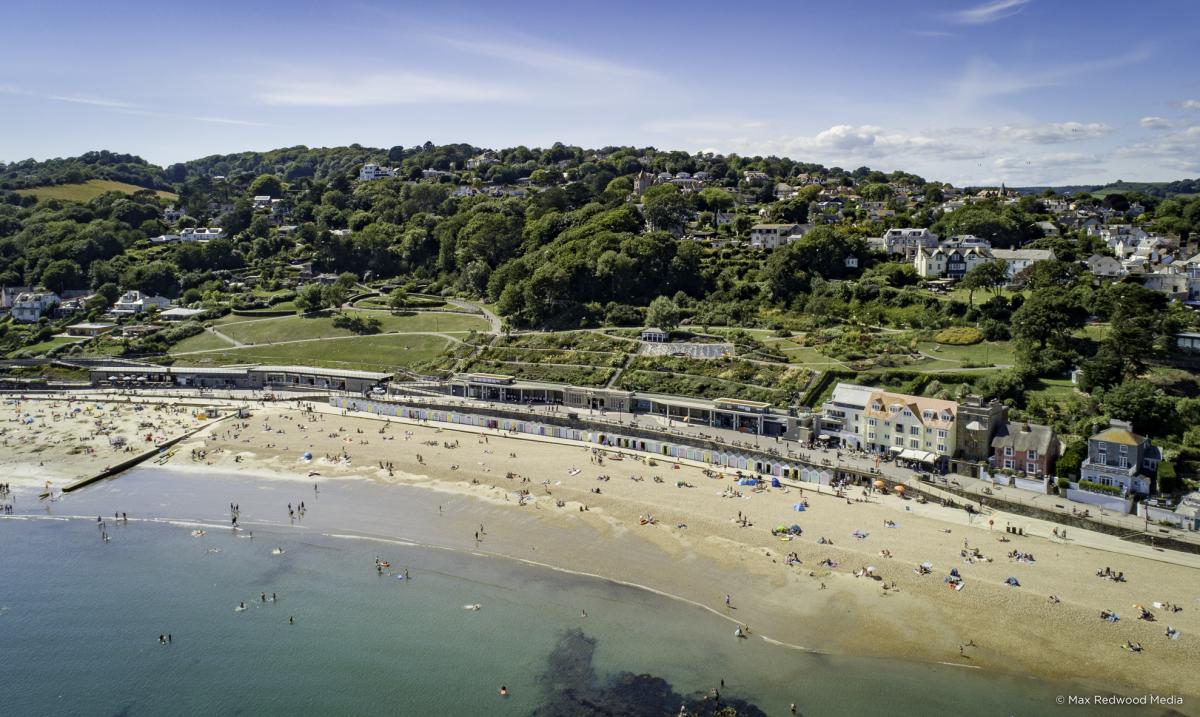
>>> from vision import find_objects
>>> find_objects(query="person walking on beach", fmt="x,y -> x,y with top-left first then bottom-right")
725,594 -> 731,607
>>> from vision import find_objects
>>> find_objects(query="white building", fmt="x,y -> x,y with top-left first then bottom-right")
991,248 -> 1055,279
749,223 -> 801,250
882,228 -> 938,256
914,246 -> 994,279
11,292 -> 60,322
112,291 -> 171,316
180,227 -> 224,242
359,163 -> 396,181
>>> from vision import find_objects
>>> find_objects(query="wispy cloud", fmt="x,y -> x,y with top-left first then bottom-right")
258,72 -> 525,106
909,30 -> 959,37
945,0 -> 1032,25
1182,99 -> 1200,110
993,152 -> 1102,170
1,85 -> 138,109
434,36 -> 659,81
951,46 -> 1151,103
1116,126 -> 1200,173
978,122 -> 1111,143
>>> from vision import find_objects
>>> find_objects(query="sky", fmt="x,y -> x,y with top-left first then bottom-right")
2,0 -> 1200,186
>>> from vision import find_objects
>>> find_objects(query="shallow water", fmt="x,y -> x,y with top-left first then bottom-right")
0,469 -> 1191,716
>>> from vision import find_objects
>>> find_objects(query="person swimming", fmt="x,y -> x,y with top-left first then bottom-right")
499,686 -> 508,697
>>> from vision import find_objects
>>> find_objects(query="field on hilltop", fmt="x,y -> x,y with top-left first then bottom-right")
15,179 -> 178,203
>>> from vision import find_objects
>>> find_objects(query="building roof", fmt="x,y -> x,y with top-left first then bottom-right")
991,421 -> 1055,454
991,248 -> 1054,261
864,389 -> 956,427
68,322 -> 115,330
1092,426 -> 1143,446
827,383 -> 876,409
160,307 -> 204,318
255,365 -> 393,380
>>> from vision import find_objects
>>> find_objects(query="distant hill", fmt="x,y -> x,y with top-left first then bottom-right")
14,179 -> 177,203
179,145 -> 391,182
0,150 -> 171,192
1015,178 -> 1200,199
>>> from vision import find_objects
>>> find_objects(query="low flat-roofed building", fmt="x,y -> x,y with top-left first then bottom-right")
160,307 -> 205,321
66,322 -> 116,337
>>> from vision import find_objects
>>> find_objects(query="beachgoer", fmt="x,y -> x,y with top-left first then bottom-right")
290,616 -> 294,625
499,686 -> 508,697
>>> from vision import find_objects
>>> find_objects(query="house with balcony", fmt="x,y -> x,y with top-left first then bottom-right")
882,228 -> 938,257
749,223 -> 802,250
112,291 -> 171,316
914,246 -> 993,279
10,291 -> 60,322
1074,420 -> 1161,511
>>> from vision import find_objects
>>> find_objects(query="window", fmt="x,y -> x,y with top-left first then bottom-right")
1028,449 -> 1037,460
937,444 -> 947,453
867,418 -> 876,426
871,401 -> 882,411
1004,459 -> 1014,469
894,436 -> 904,446
922,410 -> 934,420
868,432 -> 876,440
938,429 -> 947,439
1004,446 -> 1014,457
1027,462 -> 1037,474
902,409 -> 912,417
910,426 -> 920,436
910,439 -> 920,448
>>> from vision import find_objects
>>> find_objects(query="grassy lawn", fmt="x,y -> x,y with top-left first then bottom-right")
169,330 -> 237,354
171,334 -> 452,372
917,340 -> 1017,367
217,312 -> 488,344
7,335 -> 85,358
15,179 -> 177,203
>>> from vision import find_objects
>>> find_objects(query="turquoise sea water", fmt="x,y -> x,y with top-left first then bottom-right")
0,469 -> 1191,716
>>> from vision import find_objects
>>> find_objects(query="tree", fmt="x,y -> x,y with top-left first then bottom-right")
959,260 -> 1008,306
1010,288 -> 1085,351
295,283 -> 326,313
388,287 -> 409,311
1100,379 -> 1174,437
41,259 -> 82,294
121,261 -> 178,297
646,296 -> 681,331
1056,439 -> 1087,481
1155,460 -> 1180,495
642,185 -> 690,235
248,174 -> 284,198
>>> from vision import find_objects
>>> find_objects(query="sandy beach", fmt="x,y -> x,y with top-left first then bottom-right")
6,395 -> 1199,701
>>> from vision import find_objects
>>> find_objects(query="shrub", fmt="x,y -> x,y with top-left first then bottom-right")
933,326 -> 983,345
1078,480 -> 1123,496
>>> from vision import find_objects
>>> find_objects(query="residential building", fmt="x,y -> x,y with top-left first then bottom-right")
742,171 -> 770,183
991,248 -> 1055,279
11,292 -> 60,322
882,228 -> 938,257
914,246 -> 993,279
359,163 -> 396,181
160,307 -> 205,321
163,205 -> 186,223
1,285 -> 35,309
465,152 -> 497,169
180,227 -> 223,242
1078,419 -> 1160,496
112,291 -> 171,316
253,195 -> 272,210
749,223 -> 801,250
1085,254 -> 1125,278
991,421 -> 1059,476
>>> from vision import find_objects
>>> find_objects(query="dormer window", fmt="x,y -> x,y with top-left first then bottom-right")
871,401 -> 882,411
941,411 -> 953,422
922,410 -> 934,420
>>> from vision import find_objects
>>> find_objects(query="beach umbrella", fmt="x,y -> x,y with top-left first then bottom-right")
789,524 -> 803,534
770,477 -> 781,488
793,503 -> 806,511
1006,576 -> 1020,587
894,485 -> 906,494
872,480 -> 885,489
920,562 -> 933,570
774,524 -> 788,533
302,451 -> 312,460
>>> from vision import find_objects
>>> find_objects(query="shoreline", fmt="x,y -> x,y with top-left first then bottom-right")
4,396 -> 1199,702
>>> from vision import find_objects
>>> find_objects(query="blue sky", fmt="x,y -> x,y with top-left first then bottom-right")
3,0 -> 1199,185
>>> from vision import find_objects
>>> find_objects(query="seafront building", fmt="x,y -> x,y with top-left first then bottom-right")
818,383 -> 958,468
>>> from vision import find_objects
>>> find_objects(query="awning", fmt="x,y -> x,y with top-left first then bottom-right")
899,449 -> 938,463
888,445 -> 903,454
817,434 -> 833,440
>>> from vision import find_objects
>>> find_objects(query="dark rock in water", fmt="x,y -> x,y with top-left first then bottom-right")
530,628 -> 766,717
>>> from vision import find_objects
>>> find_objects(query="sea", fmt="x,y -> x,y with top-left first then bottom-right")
0,467 -> 1190,717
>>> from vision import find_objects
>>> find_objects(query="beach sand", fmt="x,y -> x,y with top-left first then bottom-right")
7,396 -> 1199,700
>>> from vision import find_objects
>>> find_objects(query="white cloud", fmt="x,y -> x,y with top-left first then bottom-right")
642,118 -> 767,134
1139,116 -> 1174,129
978,122 -> 1111,143
1182,99 -> 1200,110
945,0 -> 1032,25
258,73 -> 525,106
